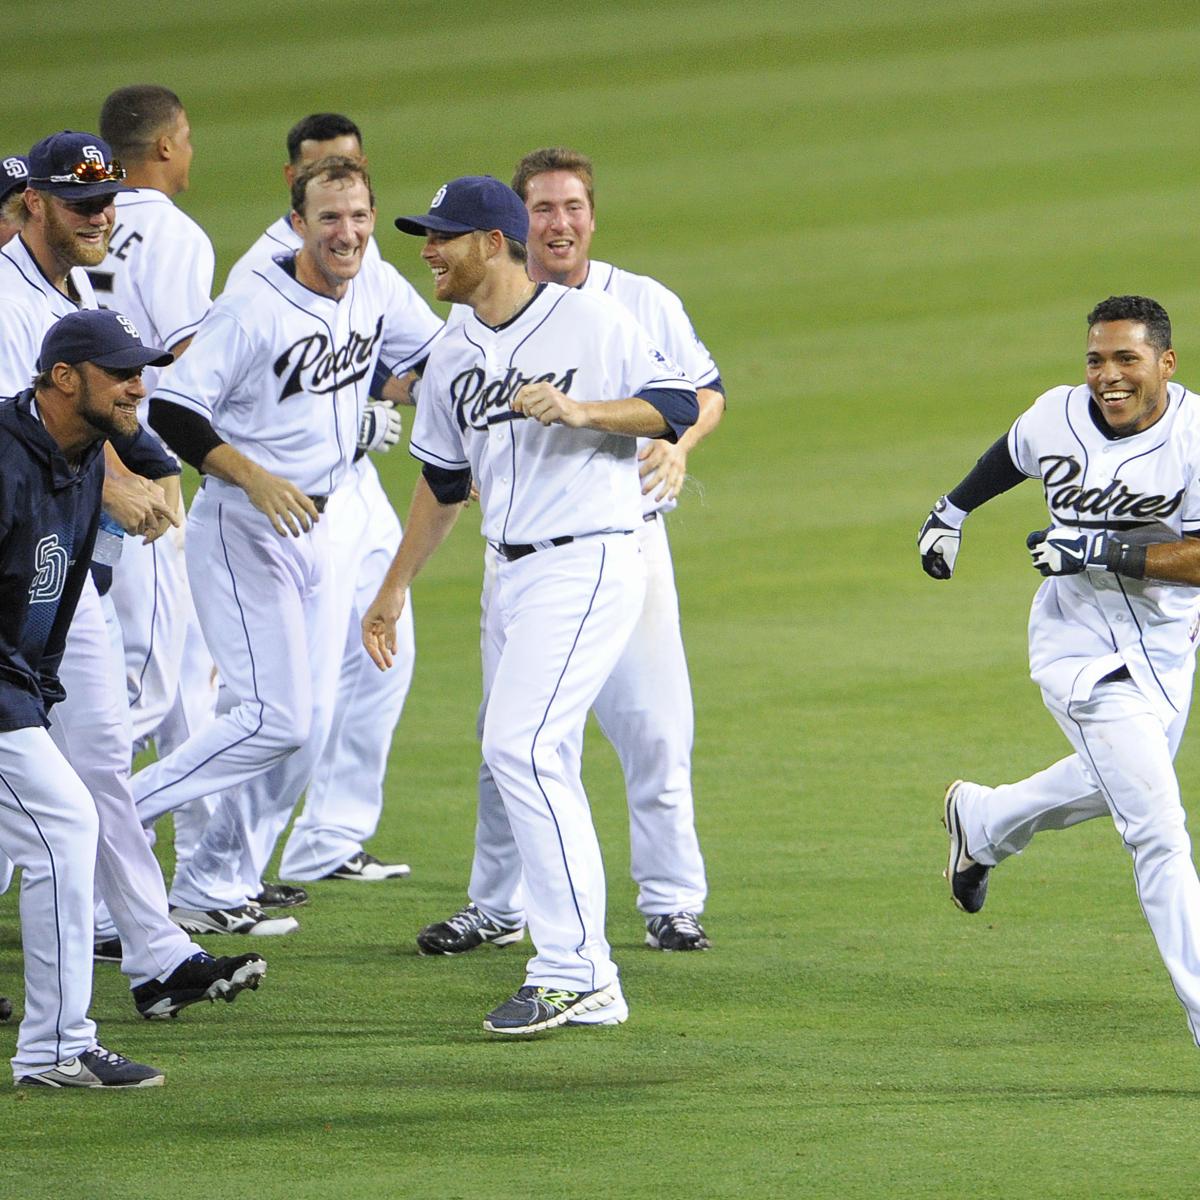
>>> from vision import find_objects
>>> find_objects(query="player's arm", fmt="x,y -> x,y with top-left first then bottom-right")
101,442 -> 180,543
512,383 -> 698,439
1027,528 -> 1200,586
918,434 -> 1028,579
362,467 -> 468,670
639,382 -> 726,501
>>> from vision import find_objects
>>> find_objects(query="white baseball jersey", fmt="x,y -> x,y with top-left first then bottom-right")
0,236 -> 96,394
1009,380 -> 1200,723
88,188 -> 215,409
226,215 -> 381,288
154,254 -> 441,495
411,283 -> 695,544
581,260 -> 719,517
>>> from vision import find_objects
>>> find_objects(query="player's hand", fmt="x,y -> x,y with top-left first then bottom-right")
362,586 -> 407,671
146,474 -> 186,546
102,473 -> 179,541
512,381 -> 586,428
918,498 -> 962,579
359,401 -> 403,453
639,439 -> 687,502
242,465 -> 320,537
1027,526 -> 1113,576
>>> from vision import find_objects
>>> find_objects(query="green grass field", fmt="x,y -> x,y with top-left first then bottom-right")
5,1 -> 1200,1195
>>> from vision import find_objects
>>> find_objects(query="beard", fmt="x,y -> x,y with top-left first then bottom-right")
440,240 -> 489,304
43,199 -> 111,268
77,372 -> 140,440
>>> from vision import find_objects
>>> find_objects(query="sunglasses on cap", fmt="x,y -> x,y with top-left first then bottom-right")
44,159 -> 126,186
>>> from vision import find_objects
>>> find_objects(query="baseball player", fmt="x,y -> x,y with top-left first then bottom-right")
225,112 -> 436,886
88,85 -> 222,904
1,311 -> 267,1086
920,294 -> 1200,1043
0,155 -> 28,248
132,156 -> 437,932
363,175 -> 698,1034
0,134 -> 268,1014
416,148 -> 725,958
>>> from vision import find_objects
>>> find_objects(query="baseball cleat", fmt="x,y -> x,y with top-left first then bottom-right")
169,902 -> 299,937
93,937 -> 122,963
253,882 -> 309,909
0,996 -> 11,1022
484,983 -> 620,1035
416,903 -> 525,956
16,1045 -> 165,1088
323,851 -> 410,881
132,951 -> 267,1020
943,780 -> 990,914
645,912 -> 711,951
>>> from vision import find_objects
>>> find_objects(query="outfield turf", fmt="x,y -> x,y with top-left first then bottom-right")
5,1 -> 1200,1196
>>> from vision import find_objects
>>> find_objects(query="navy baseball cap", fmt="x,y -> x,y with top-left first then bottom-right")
27,131 -> 128,200
0,155 -> 29,204
37,309 -> 173,372
394,175 -> 529,243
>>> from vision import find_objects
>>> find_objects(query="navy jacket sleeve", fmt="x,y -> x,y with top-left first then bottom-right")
109,424 -> 180,478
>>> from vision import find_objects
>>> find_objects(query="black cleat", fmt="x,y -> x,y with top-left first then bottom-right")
16,1045 -> 164,1088
943,780 -> 990,914
644,912 -> 711,951
93,937 -> 122,963
132,951 -> 266,1019
416,903 -> 524,956
253,882 -> 309,909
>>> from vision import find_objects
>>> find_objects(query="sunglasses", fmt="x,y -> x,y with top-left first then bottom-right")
44,159 -> 126,185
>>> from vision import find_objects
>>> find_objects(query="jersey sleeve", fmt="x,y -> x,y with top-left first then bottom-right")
1179,394 -> 1200,535
138,218 -> 214,348
636,278 -> 720,388
149,300 -> 255,425
1007,387 -> 1069,479
408,349 -> 469,471
0,297 -> 45,396
377,264 -> 445,376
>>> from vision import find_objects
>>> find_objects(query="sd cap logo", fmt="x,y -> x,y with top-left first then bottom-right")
2,157 -> 27,180
430,185 -> 447,209
117,314 -> 141,340
82,145 -> 105,166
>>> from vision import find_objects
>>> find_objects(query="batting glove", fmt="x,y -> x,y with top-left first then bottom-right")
1026,526 -> 1147,579
359,401 -> 403,454
918,497 -> 964,580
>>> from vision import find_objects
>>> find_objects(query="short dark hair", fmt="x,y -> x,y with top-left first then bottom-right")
511,147 -> 594,208
290,156 -> 374,217
1087,295 -> 1172,354
503,235 -> 527,264
286,113 -> 362,165
99,85 -> 184,160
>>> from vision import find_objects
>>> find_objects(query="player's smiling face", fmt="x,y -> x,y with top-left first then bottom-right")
524,170 -> 594,287
292,175 -> 375,298
37,191 -> 115,269
73,361 -> 144,440
422,230 -> 488,304
1086,320 -> 1176,435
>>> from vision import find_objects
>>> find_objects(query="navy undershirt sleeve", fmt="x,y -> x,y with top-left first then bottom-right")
702,375 -> 726,398
947,434 -> 1026,512
149,398 -> 226,471
422,463 -> 472,504
109,424 -> 181,479
636,386 -> 699,443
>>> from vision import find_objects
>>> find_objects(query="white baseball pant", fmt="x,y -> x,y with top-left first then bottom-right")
132,478 -> 339,909
955,678 -> 1200,1042
280,458 -> 414,880
51,580 -> 203,986
0,727 -> 99,1080
468,516 -> 706,925
481,533 -> 644,993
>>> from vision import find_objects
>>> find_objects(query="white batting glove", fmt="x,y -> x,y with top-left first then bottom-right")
1027,526 -> 1112,576
918,497 -> 965,580
359,401 -> 402,453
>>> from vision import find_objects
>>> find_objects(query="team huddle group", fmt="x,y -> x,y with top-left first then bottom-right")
0,86 -> 726,1087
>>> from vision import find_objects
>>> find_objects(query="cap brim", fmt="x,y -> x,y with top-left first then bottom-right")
394,213 -> 476,237
90,346 -> 174,370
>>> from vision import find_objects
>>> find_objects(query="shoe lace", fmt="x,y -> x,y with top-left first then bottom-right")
88,1045 -> 131,1067
445,905 -> 484,935
663,912 -> 704,937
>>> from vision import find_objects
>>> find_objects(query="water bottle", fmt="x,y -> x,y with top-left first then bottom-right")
92,511 -> 125,566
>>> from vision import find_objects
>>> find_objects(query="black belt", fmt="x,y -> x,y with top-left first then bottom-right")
493,536 -> 574,562
643,511 -> 658,523
308,495 -> 329,514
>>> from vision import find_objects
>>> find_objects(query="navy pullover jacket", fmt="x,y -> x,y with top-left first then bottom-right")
0,391 -> 104,730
